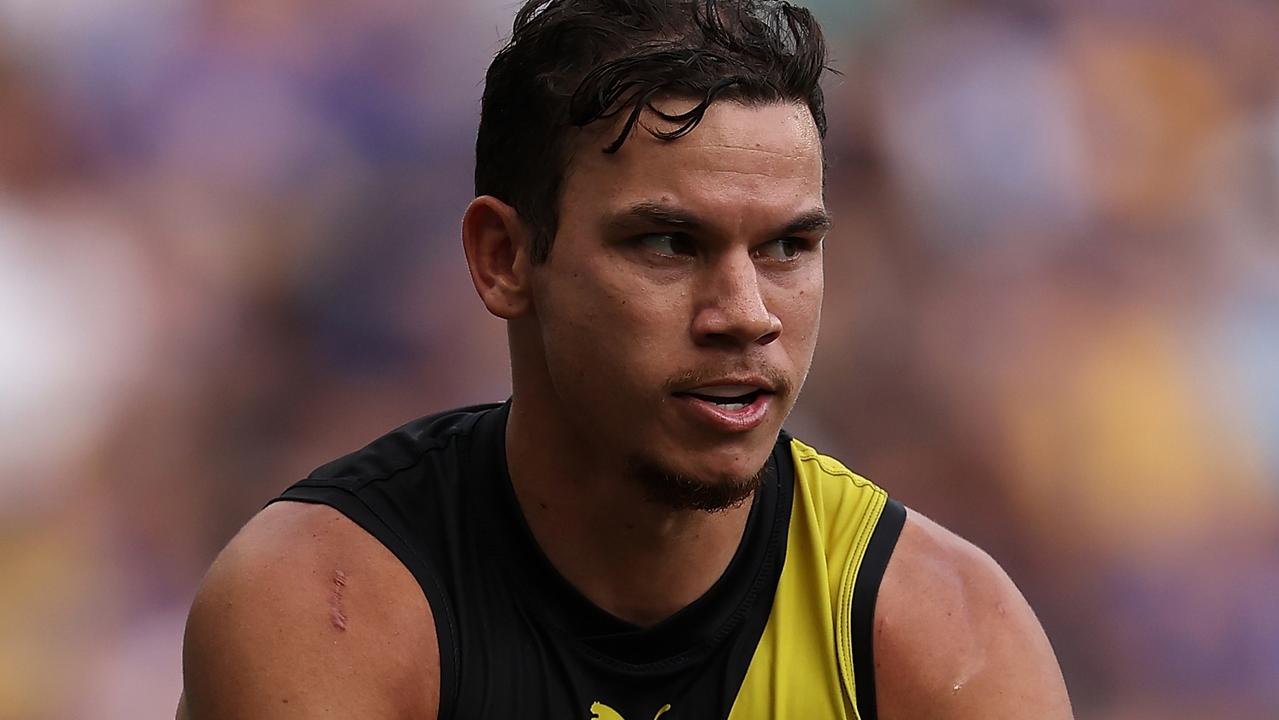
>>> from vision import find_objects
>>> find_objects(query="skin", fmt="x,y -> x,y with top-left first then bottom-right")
178,502 -> 439,718
178,100 -> 1073,719
488,99 -> 828,624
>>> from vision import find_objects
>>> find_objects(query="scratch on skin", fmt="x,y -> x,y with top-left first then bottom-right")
330,570 -> 349,631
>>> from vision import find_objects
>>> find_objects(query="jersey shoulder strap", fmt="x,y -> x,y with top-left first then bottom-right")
729,437 -> 906,720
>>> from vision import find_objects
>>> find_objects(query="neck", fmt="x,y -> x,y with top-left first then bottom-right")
504,388 -> 754,627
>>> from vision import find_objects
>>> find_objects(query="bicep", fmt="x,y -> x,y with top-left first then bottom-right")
181,559 -> 365,717
874,512 -> 1072,720
180,503 -> 440,719
928,568 -> 1072,719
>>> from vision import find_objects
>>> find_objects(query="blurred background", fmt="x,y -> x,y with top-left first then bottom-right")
1,0 -> 1276,717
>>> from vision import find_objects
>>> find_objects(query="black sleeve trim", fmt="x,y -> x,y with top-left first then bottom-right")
852,497 -> 907,720
269,487 -> 459,720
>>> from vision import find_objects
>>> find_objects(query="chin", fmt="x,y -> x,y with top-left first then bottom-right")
626,448 -> 771,513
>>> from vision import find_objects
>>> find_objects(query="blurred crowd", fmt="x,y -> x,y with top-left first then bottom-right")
1,0 -> 1276,718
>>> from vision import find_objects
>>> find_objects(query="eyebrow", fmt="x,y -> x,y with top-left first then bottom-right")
610,202 -> 703,230
607,201 -> 832,237
781,208 -> 834,236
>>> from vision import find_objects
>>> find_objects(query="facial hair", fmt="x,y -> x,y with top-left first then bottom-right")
627,361 -> 789,511
627,452 -> 769,513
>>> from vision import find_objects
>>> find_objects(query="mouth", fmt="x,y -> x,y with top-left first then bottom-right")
677,385 -> 768,410
672,383 -> 776,432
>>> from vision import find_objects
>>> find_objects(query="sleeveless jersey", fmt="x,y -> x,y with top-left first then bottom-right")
273,402 -> 905,720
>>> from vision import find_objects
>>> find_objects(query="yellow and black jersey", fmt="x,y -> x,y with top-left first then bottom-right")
275,402 -> 905,720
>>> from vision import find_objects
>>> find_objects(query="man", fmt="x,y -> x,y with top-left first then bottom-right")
179,1 -> 1073,718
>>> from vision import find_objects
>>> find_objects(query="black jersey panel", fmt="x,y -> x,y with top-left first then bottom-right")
272,484 -> 461,720
850,497 -> 906,720
272,402 -> 797,719
271,403 -> 504,717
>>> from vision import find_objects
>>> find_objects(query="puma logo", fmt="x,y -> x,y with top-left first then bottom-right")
589,701 -> 672,720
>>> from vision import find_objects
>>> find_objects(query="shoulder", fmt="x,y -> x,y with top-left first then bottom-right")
308,402 -> 501,482
180,501 -> 440,719
872,509 -> 1073,720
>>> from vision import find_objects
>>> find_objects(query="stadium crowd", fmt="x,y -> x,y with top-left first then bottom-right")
0,0 -> 1276,717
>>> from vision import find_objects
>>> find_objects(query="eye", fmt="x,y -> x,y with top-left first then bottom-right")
636,233 -> 695,258
755,237 -> 808,261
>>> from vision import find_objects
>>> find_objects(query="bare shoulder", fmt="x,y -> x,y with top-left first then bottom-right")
179,501 -> 439,720
873,509 -> 1073,720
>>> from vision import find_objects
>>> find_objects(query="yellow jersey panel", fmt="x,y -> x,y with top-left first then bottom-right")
279,403 -> 906,719
727,438 -> 893,720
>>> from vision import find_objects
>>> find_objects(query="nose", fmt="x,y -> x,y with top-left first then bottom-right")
690,252 -> 782,348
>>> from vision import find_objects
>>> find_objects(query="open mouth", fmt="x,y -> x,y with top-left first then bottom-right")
671,383 -> 774,432
671,382 -> 774,432
678,389 -> 764,411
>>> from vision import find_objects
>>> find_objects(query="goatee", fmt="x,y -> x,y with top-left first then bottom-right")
627,454 -> 769,513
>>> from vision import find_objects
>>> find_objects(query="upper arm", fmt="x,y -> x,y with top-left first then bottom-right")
180,502 -> 440,720
873,511 -> 1073,720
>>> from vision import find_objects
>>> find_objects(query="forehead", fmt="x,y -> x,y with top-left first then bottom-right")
559,100 -> 825,234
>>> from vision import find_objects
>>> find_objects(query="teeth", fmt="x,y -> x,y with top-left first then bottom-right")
691,385 -> 759,398
720,402 -> 749,411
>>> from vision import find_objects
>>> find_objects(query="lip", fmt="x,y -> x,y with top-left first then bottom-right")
672,376 -> 778,395
673,390 -> 773,433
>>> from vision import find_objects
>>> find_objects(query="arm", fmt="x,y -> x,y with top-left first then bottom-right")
179,502 -> 440,719
874,511 -> 1073,720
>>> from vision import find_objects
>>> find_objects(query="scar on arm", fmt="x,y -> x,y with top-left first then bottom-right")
329,570 -> 348,631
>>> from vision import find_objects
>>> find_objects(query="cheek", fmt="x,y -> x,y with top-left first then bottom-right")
777,268 -> 824,349
538,259 -> 685,380
603,254 -> 691,320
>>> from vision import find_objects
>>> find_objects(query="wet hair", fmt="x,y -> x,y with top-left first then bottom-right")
475,0 -> 831,262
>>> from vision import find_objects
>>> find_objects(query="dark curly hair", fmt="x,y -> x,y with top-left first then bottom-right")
475,0 -> 831,263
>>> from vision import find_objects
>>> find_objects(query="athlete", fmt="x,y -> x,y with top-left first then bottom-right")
179,1 -> 1073,718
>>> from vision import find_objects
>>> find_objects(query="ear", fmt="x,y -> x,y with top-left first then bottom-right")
462,195 -> 535,319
